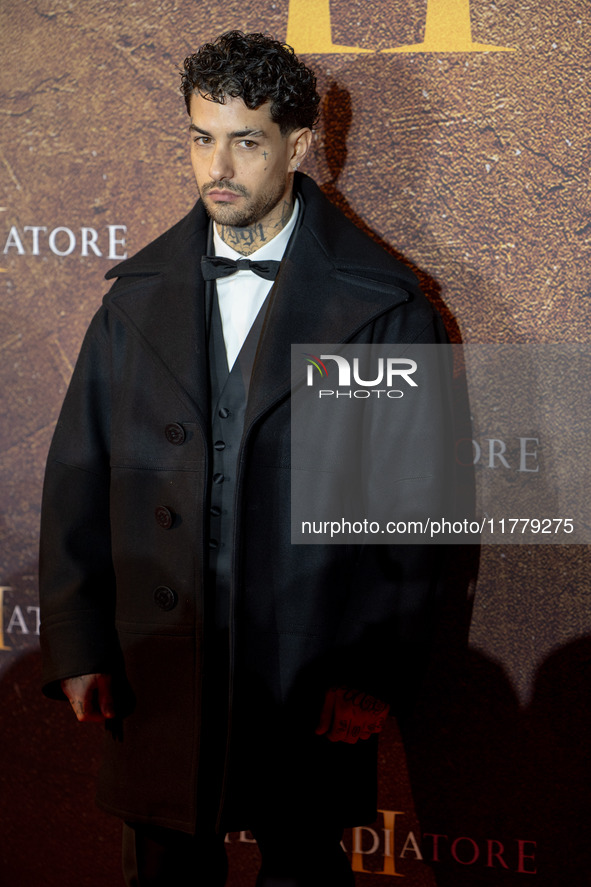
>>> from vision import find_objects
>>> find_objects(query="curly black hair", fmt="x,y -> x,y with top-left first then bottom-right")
180,31 -> 320,135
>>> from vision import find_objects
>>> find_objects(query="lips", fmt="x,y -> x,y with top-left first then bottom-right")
207,190 -> 240,202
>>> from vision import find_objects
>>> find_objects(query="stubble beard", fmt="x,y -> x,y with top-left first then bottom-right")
200,176 -> 288,229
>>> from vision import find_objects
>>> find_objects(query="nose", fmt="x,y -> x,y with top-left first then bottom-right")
209,143 -> 233,182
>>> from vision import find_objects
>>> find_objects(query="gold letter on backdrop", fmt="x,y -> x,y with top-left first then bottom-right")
286,0 -> 515,54
351,811 -> 405,876
286,0 -> 372,53
384,0 -> 515,53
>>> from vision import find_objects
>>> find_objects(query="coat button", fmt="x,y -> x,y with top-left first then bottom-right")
218,407 -> 230,418
209,539 -> 219,549
154,586 -> 177,611
165,423 -> 186,445
210,505 -> 222,517
214,440 -> 226,451
155,506 -> 174,529
213,473 -> 225,484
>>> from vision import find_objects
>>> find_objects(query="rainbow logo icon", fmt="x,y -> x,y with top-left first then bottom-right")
303,353 -> 329,378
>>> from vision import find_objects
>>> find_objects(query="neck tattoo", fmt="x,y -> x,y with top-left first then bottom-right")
217,198 -> 294,256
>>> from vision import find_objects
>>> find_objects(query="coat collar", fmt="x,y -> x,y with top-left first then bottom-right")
243,175 -> 418,427
105,202 -> 210,422
103,175 -> 418,429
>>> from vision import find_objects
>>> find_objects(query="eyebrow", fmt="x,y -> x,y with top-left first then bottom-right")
189,123 -> 266,138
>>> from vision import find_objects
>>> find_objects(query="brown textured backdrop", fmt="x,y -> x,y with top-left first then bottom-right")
1,1 -> 590,884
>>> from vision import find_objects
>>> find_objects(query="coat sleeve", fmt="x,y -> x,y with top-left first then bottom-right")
39,306 -> 120,699
322,304 -> 465,718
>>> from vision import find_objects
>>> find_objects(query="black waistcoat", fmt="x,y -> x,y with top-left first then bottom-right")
207,284 -> 269,630
205,204 -> 303,633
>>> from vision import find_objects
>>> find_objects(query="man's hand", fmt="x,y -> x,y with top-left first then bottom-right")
61,673 -> 115,722
315,686 -> 390,744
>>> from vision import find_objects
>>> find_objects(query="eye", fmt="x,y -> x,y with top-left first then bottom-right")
239,139 -> 257,149
191,135 -> 212,145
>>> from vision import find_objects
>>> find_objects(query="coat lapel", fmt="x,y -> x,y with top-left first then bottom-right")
105,204 -> 210,425
244,180 -> 412,431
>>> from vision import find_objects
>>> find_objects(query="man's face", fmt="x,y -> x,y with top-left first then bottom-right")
189,92 -> 309,229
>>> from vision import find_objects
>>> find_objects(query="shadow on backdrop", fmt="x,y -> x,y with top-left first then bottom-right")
404,633 -> 591,885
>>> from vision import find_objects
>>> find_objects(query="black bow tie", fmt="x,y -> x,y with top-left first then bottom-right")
201,255 -> 281,281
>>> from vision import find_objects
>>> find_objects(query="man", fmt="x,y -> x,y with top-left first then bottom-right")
40,31 -> 448,886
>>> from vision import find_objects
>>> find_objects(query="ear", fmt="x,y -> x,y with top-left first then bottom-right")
288,128 -> 313,172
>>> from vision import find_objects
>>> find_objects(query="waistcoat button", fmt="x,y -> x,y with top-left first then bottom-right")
218,407 -> 230,418
165,423 -> 186,445
155,506 -> 174,529
213,473 -> 225,484
214,440 -> 226,451
153,586 -> 177,611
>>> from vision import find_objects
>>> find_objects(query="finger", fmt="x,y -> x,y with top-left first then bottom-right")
357,719 -> 384,740
67,693 -> 103,722
326,689 -> 356,742
346,707 -> 372,743
359,722 -> 374,740
326,717 -> 354,743
315,688 -> 336,735
347,723 -> 362,744
350,705 -> 390,741
68,695 -> 87,722
62,676 -> 105,723
77,695 -> 106,723
97,674 -> 115,719
61,680 -> 88,722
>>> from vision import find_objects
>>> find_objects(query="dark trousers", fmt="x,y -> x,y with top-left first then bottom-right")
122,820 -> 355,886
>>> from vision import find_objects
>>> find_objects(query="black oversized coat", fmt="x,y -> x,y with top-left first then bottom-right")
40,174 -> 449,833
